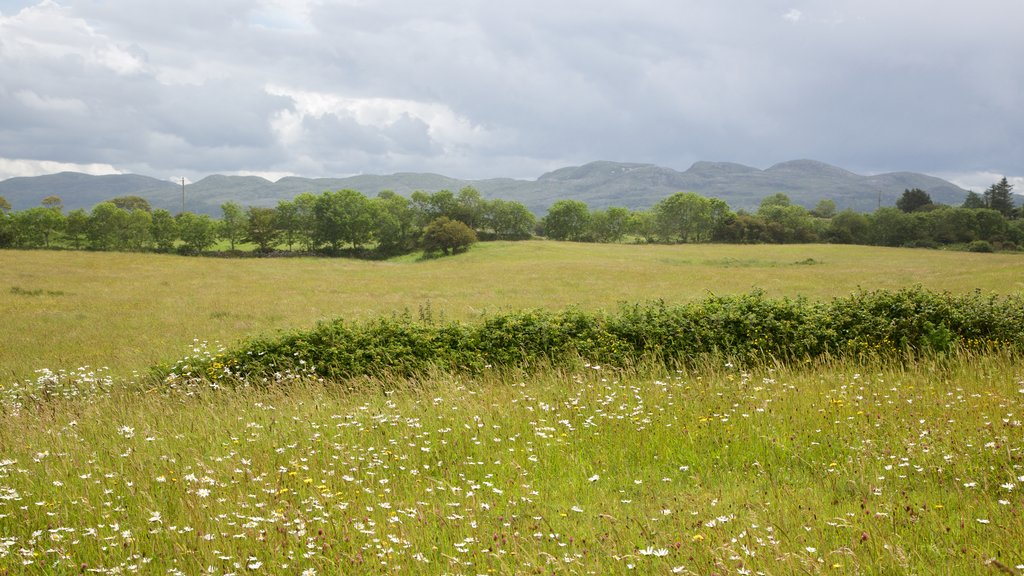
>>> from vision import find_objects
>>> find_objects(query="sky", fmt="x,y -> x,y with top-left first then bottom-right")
0,0 -> 1022,192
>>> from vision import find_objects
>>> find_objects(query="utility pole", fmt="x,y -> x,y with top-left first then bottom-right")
181,177 -> 186,214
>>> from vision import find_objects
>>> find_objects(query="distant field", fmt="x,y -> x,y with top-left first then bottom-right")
2,242 -> 1022,381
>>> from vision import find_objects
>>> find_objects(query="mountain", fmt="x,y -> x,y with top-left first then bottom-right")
0,160 -> 976,216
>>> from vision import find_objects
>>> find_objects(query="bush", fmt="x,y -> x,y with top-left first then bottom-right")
967,240 -> 994,253
159,288 -> 1024,385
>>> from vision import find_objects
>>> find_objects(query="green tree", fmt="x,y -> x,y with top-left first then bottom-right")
422,216 -> 477,255
0,196 -> 10,213
825,210 -> 871,244
869,207 -> 927,247
109,196 -> 152,212
962,191 -> 986,209
653,192 -> 731,243
453,186 -> 486,231
219,201 -> 245,251
314,189 -> 375,251
246,206 -> 279,253
757,194 -> 819,243
541,200 -> 592,241
14,206 -> 65,248
372,191 -> 416,254
292,193 -> 319,251
41,195 -> 63,212
983,177 -> 1016,218
123,209 -> 153,251
64,208 -> 90,249
482,199 -> 535,240
150,209 -> 178,252
810,199 -> 837,219
176,212 -> 217,254
896,188 -> 933,213
87,203 -> 130,250
410,190 -> 458,228
590,206 -> 632,243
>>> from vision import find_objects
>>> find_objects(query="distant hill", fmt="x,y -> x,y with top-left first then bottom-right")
0,160 -> 977,216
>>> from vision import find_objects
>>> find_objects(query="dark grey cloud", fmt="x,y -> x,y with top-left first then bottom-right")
0,0 -> 1021,189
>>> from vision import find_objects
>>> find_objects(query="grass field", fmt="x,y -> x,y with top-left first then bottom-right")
2,242 -> 1024,574
2,242 -> 1022,382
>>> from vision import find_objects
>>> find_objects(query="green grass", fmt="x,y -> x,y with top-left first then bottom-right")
2,242 -> 1024,574
0,353 -> 1021,574
2,242 -> 1023,382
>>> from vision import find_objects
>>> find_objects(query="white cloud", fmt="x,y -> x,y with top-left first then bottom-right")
0,157 -> 121,180
783,9 -> 803,23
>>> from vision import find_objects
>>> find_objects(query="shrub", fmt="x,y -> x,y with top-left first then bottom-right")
158,288 -> 1024,385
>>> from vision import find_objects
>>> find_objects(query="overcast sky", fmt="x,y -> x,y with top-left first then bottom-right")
1,0 -> 1021,191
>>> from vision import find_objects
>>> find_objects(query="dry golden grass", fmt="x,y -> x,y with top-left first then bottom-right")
2,242 -> 1022,381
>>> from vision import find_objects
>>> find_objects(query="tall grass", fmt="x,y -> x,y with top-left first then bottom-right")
0,352 -> 1021,574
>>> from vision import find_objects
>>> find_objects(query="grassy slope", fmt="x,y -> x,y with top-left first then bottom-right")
2,243 -> 1023,381
0,356 -> 1021,574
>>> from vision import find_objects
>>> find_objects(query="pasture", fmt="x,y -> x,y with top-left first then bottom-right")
0,242 -> 1023,574
2,242 -> 1022,381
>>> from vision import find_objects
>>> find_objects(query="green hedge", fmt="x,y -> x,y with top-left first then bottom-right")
160,288 -> 1024,383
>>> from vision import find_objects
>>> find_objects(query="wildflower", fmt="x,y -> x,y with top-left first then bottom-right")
976,519 -> 990,524
148,511 -> 162,524
118,425 -> 135,439
691,534 -> 704,542
588,474 -> 600,482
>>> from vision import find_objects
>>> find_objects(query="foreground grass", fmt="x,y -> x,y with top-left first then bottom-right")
3,243 -> 1023,381
1,353 -> 1021,574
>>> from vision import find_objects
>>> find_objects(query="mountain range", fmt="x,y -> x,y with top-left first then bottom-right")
0,159 -> 974,216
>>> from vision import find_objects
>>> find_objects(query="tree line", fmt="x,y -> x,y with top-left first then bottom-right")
0,177 -> 1019,255
0,187 -> 534,257
540,178 -> 1021,251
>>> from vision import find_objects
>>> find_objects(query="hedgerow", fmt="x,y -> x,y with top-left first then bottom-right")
158,288 -> 1024,384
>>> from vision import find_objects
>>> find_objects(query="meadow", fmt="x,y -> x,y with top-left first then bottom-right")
2,242 -> 1023,382
1,243 -> 1023,574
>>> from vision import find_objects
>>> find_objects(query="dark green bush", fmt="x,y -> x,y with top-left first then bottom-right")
159,288 -> 1024,384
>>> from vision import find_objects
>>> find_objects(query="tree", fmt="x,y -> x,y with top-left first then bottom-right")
123,209 -> 153,251
896,188 -> 933,213
41,195 -> 63,212
422,217 -> 477,255
983,177 -> 1016,218
962,191 -> 986,209
313,189 -> 375,251
453,186 -> 486,231
757,194 -> 819,243
246,206 -> 279,253
869,207 -> 927,247
13,206 -> 65,248
825,210 -> 871,244
64,209 -> 90,249
590,206 -> 632,243
150,209 -> 178,252
219,201 -> 245,251
372,191 -> 416,254
176,212 -> 217,254
541,200 -> 591,241
87,203 -> 130,250
0,196 -> 10,214
653,192 -> 731,243
109,196 -> 152,212
410,190 -> 458,228
810,199 -> 837,219
482,199 -> 535,240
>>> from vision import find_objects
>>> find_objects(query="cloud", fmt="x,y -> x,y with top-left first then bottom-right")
0,0 -> 1021,184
